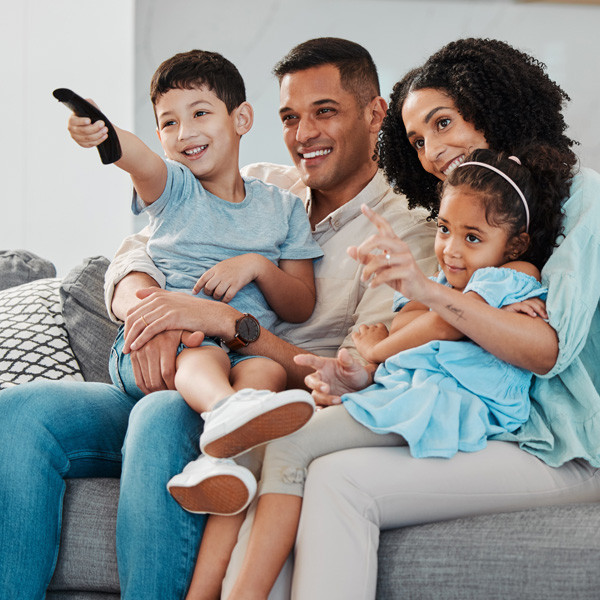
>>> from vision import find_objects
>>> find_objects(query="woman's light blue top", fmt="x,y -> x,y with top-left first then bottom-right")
343,268 -> 547,459
495,168 -> 600,467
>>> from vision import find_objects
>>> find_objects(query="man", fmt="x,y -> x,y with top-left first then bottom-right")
106,37 -> 436,597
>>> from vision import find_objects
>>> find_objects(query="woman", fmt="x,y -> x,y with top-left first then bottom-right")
284,38 -> 600,599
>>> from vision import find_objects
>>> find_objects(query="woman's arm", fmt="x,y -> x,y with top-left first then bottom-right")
353,205 -> 558,375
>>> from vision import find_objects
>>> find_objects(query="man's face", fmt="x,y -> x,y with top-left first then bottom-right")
278,64 -> 374,194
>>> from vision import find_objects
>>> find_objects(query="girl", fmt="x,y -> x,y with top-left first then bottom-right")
189,147 -> 563,599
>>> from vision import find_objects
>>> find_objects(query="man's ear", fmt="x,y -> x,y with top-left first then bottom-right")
505,232 -> 530,260
367,96 -> 388,134
234,102 -> 254,136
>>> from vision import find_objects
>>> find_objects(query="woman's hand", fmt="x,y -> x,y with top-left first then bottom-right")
293,349 -> 374,406
352,323 -> 389,363
348,204 -> 433,302
502,297 -> 548,319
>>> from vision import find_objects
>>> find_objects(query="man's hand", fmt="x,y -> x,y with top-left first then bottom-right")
128,329 -> 204,394
123,287 -> 239,353
193,254 -> 265,303
293,348 -> 374,406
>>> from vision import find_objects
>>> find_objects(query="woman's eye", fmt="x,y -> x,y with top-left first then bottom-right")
437,118 -> 451,130
414,139 -> 425,150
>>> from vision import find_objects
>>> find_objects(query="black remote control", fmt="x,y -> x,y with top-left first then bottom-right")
53,88 -> 122,164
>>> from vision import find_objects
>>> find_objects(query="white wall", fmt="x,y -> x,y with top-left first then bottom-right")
0,0 -> 135,275
134,0 -> 600,172
4,1 -> 598,275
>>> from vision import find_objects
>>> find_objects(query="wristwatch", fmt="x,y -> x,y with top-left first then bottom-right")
223,313 -> 261,350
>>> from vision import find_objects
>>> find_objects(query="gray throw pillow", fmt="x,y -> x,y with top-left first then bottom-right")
60,256 -> 119,383
0,250 -> 56,291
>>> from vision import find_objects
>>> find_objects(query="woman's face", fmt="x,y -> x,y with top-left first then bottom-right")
401,88 -> 489,181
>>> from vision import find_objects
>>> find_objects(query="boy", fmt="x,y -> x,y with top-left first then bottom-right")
67,49 -> 323,514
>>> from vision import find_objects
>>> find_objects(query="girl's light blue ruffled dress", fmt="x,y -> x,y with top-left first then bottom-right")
342,267 -> 547,459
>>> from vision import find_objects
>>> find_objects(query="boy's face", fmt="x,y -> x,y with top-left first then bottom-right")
278,64 -> 375,194
155,86 -> 241,183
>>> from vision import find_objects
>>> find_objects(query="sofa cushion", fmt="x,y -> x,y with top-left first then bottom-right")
0,278 -> 84,389
0,249 -> 56,290
60,257 -> 119,383
48,478 -> 120,596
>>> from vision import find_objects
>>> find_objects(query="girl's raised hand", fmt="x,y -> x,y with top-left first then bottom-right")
348,204 -> 431,302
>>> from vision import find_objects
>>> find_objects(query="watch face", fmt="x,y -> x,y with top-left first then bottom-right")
238,315 -> 260,342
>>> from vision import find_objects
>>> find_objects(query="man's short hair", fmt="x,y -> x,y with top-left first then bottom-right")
150,49 -> 245,113
273,37 -> 380,107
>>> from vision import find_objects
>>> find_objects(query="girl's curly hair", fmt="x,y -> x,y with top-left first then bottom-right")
378,38 -> 578,218
444,147 -> 569,270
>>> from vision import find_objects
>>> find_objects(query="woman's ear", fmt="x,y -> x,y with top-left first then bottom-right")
505,232 -> 530,260
234,102 -> 254,136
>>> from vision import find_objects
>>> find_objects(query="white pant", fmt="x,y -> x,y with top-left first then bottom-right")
222,441 -> 600,600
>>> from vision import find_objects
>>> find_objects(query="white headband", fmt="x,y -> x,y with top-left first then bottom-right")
459,160 -> 530,233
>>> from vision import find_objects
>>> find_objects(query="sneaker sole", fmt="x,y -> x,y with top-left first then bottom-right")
168,474 -> 251,515
203,401 -> 314,459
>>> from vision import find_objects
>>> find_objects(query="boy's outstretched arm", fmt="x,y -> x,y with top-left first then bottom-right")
67,107 -> 167,204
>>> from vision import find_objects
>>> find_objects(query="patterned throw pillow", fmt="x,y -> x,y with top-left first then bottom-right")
0,278 -> 84,389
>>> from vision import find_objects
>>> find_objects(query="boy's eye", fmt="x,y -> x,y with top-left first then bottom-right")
161,120 -> 176,129
194,110 -> 207,118
466,234 -> 480,243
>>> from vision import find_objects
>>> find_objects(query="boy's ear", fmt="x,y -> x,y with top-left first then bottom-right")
505,232 -> 530,260
234,102 -> 253,136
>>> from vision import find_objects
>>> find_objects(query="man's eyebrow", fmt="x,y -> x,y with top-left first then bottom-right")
279,98 -> 340,116
406,106 -> 452,138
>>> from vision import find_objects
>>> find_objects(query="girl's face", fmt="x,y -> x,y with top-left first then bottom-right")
402,88 -> 489,181
435,185 -> 516,290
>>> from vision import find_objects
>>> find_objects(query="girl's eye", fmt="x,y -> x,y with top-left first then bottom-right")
466,234 -> 480,243
438,224 -> 449,234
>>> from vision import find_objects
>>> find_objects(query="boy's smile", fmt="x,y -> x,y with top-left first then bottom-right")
154,86 -> 250,199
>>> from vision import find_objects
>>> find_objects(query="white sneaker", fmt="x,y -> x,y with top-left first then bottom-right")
167,456 -> 256,515
200,388 -> 315,459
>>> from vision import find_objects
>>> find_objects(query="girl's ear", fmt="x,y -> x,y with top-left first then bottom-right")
505,232 -> 530,260
234,102 -> 254,136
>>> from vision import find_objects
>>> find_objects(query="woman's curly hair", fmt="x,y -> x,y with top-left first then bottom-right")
444,147 -> 569,270
378,38 -> 578,218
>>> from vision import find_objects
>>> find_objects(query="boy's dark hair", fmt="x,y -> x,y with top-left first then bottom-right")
444,147 -> 567,270
150,49 -> 245,113
378,38 -> 578,216
273,37 -> 380,107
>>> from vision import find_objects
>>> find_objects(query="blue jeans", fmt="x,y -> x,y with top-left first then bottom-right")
0,331 -> 207,599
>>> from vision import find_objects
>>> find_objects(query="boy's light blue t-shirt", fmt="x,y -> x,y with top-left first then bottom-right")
132,159 -> 323,330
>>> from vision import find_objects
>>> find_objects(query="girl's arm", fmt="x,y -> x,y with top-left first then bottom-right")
354,206 -> 558,374
67,112 -> 167,204
193,255 -> 316,323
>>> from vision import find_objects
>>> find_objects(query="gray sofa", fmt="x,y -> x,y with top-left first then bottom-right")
3,251 -> 600,599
